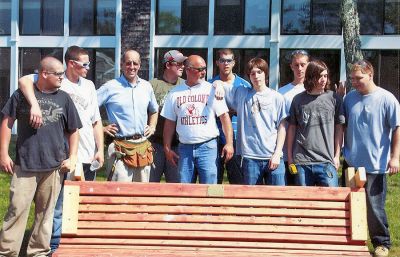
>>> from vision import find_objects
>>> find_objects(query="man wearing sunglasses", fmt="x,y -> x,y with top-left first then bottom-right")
17,46 -> 104,253
162,55 -> 234,184
0,57 -> 81,257
149,50 -> 187,183
278,49 -> 309,185
209,49 -> 251,184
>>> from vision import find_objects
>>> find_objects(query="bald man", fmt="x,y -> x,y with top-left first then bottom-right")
162,55 -> 234,184
0,57 -> 82,257
97,49 -> 159,182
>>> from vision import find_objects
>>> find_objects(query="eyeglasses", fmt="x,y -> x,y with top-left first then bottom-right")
291,50 -> 309,57
45,71 -> 65,77
188,66 -> 207,72
73,60 -> 91,69
169,61 -> 184,67
218,58 -> 234,64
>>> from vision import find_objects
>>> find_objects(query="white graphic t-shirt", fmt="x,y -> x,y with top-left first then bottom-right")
161,80 -> 229,144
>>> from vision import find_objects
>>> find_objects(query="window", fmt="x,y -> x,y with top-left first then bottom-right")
85,48 -> 115,87
0,0 -> 11,35
19,48 -> 63,76
156,0 -> 209,35
281,0 -> 341,35
0,48 -> 10,110
70,0 -> 116,36
212,48 -> 269,81
214,0 -> 270,35
20,0 -> 64,35
279,49 -> 341,88
358,0 -> 400,35
154,48 -> 207,79
363,50 -> 400,99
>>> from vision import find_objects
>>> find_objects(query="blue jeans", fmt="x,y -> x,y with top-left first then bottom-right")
365,173 -> 391,249
150,142 -> 179,183
50,172 -> 67,252
178,138 -> 218,184
295,163 -> 338,187
242,157 -> 286,185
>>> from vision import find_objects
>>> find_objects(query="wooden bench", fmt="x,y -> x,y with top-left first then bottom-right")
53,168 -> 370,257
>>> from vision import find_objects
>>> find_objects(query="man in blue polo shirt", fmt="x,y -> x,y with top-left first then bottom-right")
209,49 -> 251,184
97,49 -> 159,182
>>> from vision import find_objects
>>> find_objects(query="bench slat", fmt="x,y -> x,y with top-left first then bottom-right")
59,238 -> 368,251
79,213 -> 349,226
72,229 -> 353,244
79,204 -> 349,218
79,196 -> 348,210
68,181 -> 352,201
78,221 -> 349,235
54,246 -> 370,257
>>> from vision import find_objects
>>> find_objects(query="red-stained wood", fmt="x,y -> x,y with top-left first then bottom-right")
79,196 -> 348,210
77,221 -> 349,235
78,213 -> 349,226
66,181 -> 354,201
78,204 -> 349,218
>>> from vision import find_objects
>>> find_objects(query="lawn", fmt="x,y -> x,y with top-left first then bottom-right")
0,137 -> 399,256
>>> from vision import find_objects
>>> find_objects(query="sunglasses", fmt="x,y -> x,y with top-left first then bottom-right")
291,50 -> 309,57
169,61 -> 184,67
45,71 -> 65,77
73,60 -> 91,69
218,58 -> 234,64
188,66 -> 207,72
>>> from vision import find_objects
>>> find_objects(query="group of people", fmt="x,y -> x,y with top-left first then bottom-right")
0,46 -> 398,257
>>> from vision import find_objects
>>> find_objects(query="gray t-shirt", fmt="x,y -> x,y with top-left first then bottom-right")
288,90 -> 345,165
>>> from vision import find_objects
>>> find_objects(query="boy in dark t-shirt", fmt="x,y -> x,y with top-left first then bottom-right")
0,57 -> 82,257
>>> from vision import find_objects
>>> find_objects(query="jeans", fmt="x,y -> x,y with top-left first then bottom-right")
83,163 -> 96,181
295,163 -> 338,187
150,142 -> 179,183
365,173 -> 391,249
50,173 -> 67,253
242,157 -> 286,185
178,138 -> 218,184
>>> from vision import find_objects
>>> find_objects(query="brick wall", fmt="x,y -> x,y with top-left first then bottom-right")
122,0 -> 151,80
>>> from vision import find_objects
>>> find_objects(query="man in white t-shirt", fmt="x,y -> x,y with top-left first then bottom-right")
161,55 -> 234,184
18,45 -> 103,253
278,49 -> 309,185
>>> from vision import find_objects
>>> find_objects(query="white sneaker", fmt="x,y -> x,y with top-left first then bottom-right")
374,246 -> 389,257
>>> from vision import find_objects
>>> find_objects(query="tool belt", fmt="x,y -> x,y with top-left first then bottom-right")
114,139 -> 154,168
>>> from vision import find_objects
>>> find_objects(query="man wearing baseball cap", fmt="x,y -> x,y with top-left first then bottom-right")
149,50 -> 187,183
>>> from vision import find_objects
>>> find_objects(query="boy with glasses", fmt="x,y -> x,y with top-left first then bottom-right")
278,49 -> 309,185
149,50 -> 187,183
209,49 -> 251,184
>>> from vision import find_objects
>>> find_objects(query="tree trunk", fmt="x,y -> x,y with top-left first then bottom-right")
341,0 -> 363,89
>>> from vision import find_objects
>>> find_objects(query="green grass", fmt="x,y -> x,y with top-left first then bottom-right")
0,138 -> 399,256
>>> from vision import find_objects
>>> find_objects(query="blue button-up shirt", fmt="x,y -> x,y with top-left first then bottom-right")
97,75 -> 159,137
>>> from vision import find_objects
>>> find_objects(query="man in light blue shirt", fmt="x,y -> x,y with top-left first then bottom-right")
97,50 -> 159,182
343,60 -> 400,257
209,49 -> 251,184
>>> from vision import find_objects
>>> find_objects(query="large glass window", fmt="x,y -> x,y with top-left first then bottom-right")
154,48 -> 208,79
215,0 -> 270,35
85,48 -> 115,87
363,50 -> 400,99
20,0 -> 64,35
212,48 -> 269,81
0,48 -> 10,110
156,0 -> 209,35
70,0 -> 116,36
0,0 -> 11,35
281,0 -> 341,35
19,48 -> 63,76
358,0 -> 399,35
279,49 -> 341,88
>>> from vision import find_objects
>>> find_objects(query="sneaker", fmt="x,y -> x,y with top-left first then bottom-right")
374,245 -> 389,257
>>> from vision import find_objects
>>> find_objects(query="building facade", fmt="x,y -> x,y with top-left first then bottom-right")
0,0 -> 399,111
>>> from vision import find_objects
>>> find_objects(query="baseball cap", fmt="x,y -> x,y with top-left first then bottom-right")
163,50 -> 187,63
